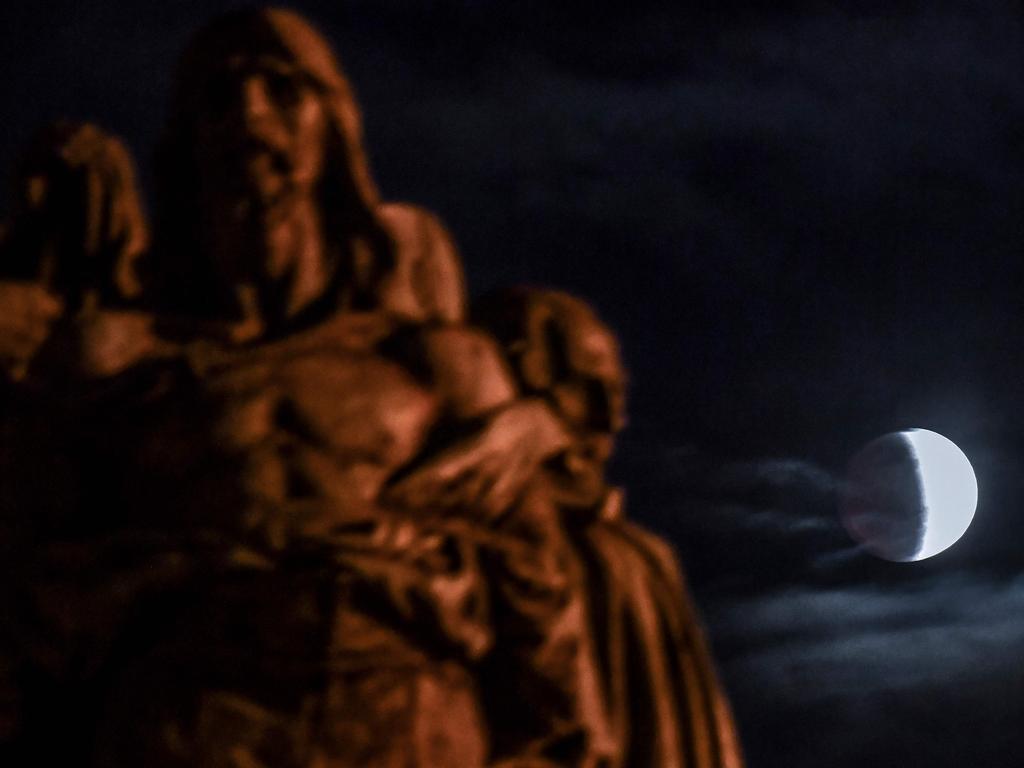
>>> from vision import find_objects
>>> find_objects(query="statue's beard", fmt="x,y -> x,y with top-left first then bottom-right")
201,172 -> 324,325
225,196 -> 306,285
215,139 -> 305,221
198,139 -> 325,323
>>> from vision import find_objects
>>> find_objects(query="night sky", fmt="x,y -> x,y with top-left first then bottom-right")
3,2 -> 1024,766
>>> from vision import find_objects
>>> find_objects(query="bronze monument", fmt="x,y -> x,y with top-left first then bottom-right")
0,8 -> 743,767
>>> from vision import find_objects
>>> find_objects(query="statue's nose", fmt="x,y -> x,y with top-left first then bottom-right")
239,74 -> 274,129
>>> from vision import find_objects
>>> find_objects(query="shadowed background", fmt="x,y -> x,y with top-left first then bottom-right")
1,1 -> 1023,765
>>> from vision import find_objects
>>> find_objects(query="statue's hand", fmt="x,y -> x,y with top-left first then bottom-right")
70,308 -> 171,378
384,399 -> 571,520
0,281 -> 62,379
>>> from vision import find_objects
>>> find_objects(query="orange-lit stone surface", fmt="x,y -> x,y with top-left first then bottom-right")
0,8 -> 743,767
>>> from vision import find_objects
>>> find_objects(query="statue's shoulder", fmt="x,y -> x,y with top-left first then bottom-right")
382,321 -> 517,421
376,202 -> 466,324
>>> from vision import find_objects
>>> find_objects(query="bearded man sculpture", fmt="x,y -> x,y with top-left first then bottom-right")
0,8 -> 744,768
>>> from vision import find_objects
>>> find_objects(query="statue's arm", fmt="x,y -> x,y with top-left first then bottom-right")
383,324 -> 571,521
377,203 -> 467,323
381,326 -> 615,763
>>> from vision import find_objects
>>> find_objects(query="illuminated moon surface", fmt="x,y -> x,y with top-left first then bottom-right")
840,429 -> 978,562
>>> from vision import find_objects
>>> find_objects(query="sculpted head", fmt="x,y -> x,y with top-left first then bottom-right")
474,288 -> 627,505
193,46 -> 329,219
2,121 -> 147,309
150,8 -> 393,319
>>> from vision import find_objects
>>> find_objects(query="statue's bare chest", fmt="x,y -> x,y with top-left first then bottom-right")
124,336 -> 438,538
203,348 -> 436,464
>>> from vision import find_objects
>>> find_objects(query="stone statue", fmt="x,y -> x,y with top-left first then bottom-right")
0,8 -> 744,768
147,7 -> 464,332
475,288 -> 745,768
0,121 -> 148,379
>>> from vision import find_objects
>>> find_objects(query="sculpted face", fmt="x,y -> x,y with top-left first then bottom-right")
541,305 -> 626,507
551,319 -> 625,477
151,8 -> 391,322
188,51 -> 335,320
551,320 -> 626,436
195,54 -> 328,217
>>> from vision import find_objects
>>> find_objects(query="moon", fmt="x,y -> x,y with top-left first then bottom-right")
840,429 -> 978,562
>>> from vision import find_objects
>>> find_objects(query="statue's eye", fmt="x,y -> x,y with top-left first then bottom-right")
263,70 -> 301,109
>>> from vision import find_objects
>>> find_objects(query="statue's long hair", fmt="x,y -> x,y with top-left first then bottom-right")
146,8 -> 396,318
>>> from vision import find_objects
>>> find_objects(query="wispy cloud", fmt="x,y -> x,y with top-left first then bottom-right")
711,574 -> 1024,766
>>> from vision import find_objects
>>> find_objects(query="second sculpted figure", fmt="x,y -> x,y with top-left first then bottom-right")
0,8 -> 744,768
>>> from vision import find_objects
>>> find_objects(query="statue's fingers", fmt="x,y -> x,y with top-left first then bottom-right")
20,286 -> 63,322
0,311 -> 54,348
390,453 -> 474,500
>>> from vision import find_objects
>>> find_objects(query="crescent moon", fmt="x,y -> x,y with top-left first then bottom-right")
840,429 -> 978,562
904,429 -> 978,561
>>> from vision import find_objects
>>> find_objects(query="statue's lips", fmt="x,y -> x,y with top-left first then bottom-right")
217,137 -> 291,178
218,147 -> 294,207
239,150 -> 289,180
225,175 -> 300,220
